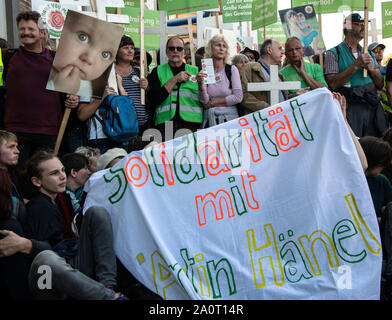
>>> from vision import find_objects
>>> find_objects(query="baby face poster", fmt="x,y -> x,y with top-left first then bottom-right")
46,10 -> 123,98
279,5 -> 326,56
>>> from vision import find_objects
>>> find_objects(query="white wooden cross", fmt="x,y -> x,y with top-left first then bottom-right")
143,11 -> 189,64
247,65 -> 301,106
369,19 -> 382,43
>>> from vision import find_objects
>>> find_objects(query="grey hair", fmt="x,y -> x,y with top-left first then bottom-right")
285,36 -> 304,48
259,39 -> 274,57
75,146 -> 101,158
231,53 -> 249,65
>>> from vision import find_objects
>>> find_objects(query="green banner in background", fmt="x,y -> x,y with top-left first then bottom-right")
382,1 -> 392,39
221,0 -> 253,23
121,6 -> 160,50
291,0 -> 341,14
291,0 -> 374,13
252,0 -> 277,30
158,0 -> 219,15
258,22 -> 287,44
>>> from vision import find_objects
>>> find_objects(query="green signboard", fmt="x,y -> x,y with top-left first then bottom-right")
121,6 -> 160,50
221,0 -> 253,23
258,22 -> 287,44
291,0 -> 374,14
158,0 -> 219,15
382,1 -> 392,39
252,0 -> 277,30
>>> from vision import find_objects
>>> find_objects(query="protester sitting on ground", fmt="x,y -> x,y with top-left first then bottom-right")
57,153 -> 91,239
197,34 -> 243,128
96,147 -> 128,171
280,36 -> 327,97
359,136 -> 392,285
231,54 -> 249,73
0,168 -> 30,300
22,150 -> 127,300
75,146 -> 101,174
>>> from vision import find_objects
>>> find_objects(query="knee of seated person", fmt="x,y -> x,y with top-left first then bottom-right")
32,250 -> 62,269
84,206 -> 111,223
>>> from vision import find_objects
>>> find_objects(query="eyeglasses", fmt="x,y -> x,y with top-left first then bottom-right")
373,48 -> 384,54
285,47 -> 303,54
168,46 -> 184,52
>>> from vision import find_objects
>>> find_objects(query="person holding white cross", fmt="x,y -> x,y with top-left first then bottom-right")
280,36 -> 327,98
238,39 -> 286,116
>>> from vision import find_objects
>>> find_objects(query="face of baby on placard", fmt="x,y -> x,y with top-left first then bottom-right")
47,10 -> 123,97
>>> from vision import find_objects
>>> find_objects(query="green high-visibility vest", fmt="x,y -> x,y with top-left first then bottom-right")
155,63 -> 202,125
329,42 -> 375,87
0,49 -> 4,86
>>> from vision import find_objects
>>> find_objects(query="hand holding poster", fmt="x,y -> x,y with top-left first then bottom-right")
84,88 -> 382,300
46,10 -> 123,98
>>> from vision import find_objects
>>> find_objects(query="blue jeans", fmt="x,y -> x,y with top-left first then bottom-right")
28,207 -> 117,300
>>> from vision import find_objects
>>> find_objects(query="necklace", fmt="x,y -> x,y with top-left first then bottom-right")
116,64 -> 132,77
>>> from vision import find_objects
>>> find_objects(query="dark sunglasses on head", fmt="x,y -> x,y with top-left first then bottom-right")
168,46 -> 184,52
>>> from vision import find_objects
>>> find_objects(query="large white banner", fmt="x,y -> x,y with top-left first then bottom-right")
84,88 -> 382,300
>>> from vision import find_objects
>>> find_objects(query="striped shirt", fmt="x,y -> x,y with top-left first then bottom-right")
121,67 -> 148,125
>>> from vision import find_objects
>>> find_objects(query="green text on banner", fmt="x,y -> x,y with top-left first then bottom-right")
382,1 -> 392,39
221,0 -> 253,23
252,0 -> 277,30
158,0 -> 219,15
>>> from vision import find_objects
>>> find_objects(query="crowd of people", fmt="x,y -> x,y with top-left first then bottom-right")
1,9 -> 392,300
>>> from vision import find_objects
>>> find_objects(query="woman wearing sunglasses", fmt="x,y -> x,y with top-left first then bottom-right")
196,34 -> 243,128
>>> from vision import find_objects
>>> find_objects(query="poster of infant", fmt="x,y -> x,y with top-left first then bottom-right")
46,10 -> 123,98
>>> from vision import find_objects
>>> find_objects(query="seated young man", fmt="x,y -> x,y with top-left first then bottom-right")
360,136 -> 392,285
57,153 -> 91,238
22,150 -> 127,300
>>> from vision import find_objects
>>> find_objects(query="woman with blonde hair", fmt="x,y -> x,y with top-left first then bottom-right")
196,34 -> 243,128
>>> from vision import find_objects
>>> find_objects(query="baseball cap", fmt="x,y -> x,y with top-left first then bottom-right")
96,148 -> 128,171
368,42 -> 386,52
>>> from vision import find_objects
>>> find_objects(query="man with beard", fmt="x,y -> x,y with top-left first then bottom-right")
324,13 -> 387,137
147,36 -> 203,142
1,11 -> 78,175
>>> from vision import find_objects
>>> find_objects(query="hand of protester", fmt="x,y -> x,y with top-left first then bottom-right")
296,87 -> 310,96
196,72 -> 207,84
332,92 -> 347,121
139,78 -> 148,90
355,53 -> 373,69
0,230 -> 30,257
292,59 -> 305,76
175,71 -> 191,83
205,99 -> 215,109
53,65 -> 81,94
65,94 -> 79,109
102,86 -> 118,100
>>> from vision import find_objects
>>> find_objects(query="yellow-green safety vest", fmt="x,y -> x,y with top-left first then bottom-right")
155,63 -> 202,125
0,49 -> 4,86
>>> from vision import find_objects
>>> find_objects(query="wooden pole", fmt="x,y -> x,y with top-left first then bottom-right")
140,0 -> 146,105
363,0 -> 369,77
318,13 -> 323,69
54,108 -> 71,154
216,13 -> 223,34
187,13 -> 195,66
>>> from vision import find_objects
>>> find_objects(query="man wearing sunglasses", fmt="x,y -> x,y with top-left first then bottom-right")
324,13 -> 387,138
369,42 -> 386,75
147,36 -> 203,142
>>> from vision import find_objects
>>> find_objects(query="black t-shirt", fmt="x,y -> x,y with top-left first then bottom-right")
24,192 -> 65,248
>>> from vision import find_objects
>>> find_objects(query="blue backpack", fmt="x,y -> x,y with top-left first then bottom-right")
97,94 -> 139,142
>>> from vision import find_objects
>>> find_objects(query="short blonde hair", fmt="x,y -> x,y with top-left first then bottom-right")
205,34 -> 230,64
0,130 -> 17,146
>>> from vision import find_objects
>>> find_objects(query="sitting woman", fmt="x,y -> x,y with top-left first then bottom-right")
0,168 -> 30,299
197,34 -> 243,128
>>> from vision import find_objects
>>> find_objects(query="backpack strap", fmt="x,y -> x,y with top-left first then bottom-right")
225,64 -> 232,89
